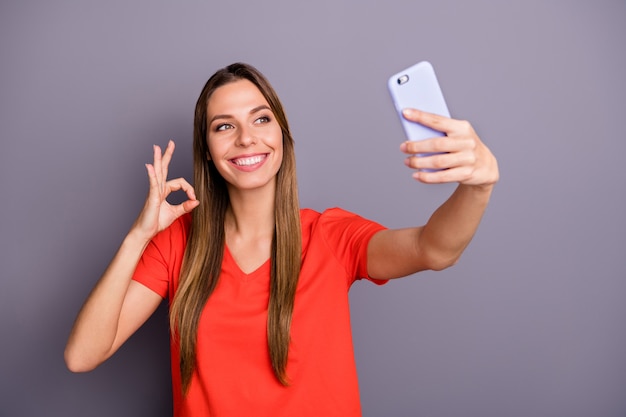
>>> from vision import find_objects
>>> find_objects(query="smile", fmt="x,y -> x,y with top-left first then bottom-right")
230,154 -> 267,167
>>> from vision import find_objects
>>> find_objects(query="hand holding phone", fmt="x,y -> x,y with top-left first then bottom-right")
389,62 -> 499,185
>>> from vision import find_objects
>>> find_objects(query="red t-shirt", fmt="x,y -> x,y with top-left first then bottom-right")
132,207 -> 387,417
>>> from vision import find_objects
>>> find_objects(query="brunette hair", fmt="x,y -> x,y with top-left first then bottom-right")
169,63 -> 302,393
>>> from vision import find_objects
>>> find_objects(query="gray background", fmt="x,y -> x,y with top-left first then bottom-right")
1,1 -> 625,416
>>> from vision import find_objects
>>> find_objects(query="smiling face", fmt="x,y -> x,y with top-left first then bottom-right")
206,79 -> 284,194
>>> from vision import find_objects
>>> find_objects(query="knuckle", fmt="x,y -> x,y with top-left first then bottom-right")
419,172 -> 434,183
409,142 -> 422,154
435,137 -> 455,153
460,166 -> 474,180
462,150 -> 476,165
468,137 -> 478,150
429,115 -> 443,128
431,139 -> 446,153
459,120 -> 472,132
408,156 -> 420,168
404,142 -> 416,153
431,154 -> 447,169
440,169 -> 454,182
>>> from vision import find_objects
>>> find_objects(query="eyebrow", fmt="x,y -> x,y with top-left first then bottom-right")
209,105 -> 272,125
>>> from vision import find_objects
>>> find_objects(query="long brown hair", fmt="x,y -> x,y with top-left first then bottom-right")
169,63 -> 302,393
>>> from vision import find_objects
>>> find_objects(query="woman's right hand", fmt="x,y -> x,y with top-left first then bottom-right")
132,140 -> 199,241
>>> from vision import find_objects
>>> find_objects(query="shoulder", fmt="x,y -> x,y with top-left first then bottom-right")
301,207 -> 380,226
300,207 -> 353,234
133,213 -> 191,297
301,207 -> 386,243
300,207 -> 364,224
300,207 -> 387,284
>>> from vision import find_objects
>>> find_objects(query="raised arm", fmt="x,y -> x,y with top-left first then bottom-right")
64,141 -> 199,372
367,109 -> 499,279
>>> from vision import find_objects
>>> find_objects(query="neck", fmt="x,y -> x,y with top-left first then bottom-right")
225,182 -> 276,239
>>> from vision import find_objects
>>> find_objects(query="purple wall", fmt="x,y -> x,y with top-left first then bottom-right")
1,1 -> 625,416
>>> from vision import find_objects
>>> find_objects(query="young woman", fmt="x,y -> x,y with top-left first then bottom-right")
65,63 -> 498,416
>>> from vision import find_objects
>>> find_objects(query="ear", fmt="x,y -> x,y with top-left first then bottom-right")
206,151 -> 211,161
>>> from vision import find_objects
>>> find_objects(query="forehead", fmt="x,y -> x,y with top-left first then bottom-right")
206,79 -> 269,116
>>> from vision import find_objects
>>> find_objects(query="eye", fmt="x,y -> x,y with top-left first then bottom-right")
254,115 -> 270,124
215,123 -> 233,132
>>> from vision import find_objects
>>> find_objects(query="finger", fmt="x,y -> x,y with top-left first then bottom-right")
180,199 -> 200,214
412,165 -> 475,184
161,140 -> 175,183
165,200 -> 200,222
165,178 -> 198,202
144,163 -> 163,208
153,145 -> 163,191
402,108 -> 474,136
401,136 -> 474,155
145,163 -> 161,193
406,150 -> 476,171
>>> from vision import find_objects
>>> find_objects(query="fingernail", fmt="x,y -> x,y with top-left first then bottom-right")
400,142 -> 407,152
402,109 -> 415,117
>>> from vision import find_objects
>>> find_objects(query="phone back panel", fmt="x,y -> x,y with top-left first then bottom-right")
387,61 -> 450,142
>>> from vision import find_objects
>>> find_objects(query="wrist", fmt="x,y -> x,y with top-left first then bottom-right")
459,182 -> 495,194
125,227 -> 153,250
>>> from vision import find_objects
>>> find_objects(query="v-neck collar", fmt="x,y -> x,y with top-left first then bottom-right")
224,244 -> 271,281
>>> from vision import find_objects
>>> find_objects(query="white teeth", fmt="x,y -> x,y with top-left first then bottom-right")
233,155 -> 264,166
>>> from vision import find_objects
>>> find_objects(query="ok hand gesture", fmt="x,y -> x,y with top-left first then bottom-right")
132,140 -> 199,241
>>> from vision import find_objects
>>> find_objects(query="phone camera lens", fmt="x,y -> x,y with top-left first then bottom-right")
397,75 -> 409,85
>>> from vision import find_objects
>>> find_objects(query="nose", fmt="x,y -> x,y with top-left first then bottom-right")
235,125 -> 256,147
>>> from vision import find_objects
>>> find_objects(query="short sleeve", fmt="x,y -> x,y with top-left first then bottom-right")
132,214 -> 191,299
318,207 -> 388,285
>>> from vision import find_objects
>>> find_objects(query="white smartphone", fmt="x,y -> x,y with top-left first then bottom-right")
387,61 -> 450,163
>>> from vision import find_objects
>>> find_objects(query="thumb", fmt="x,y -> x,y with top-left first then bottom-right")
180,199 -> 200,214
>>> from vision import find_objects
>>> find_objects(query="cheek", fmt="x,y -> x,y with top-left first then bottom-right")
275,138 -> 286,168
274,135 -> 284,160
206,137 -> 221,160
271,127 -> 284,149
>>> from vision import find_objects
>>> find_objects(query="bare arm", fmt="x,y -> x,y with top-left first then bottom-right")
64,234 -> 162,372
64,141 -> 199,372
368,109 -> 499,279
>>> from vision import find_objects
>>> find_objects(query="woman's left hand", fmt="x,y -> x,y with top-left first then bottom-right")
400,108 -> 499,187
